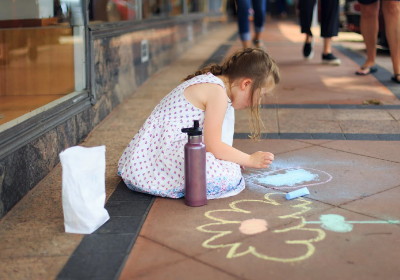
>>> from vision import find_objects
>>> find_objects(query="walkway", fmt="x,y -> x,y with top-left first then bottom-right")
1,19 -> 399,280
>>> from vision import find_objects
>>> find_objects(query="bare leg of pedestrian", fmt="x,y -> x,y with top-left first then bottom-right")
382,0 -> 400,83
356,1 -> 379,75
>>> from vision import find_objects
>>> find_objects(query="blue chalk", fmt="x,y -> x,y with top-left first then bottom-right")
285,187 -> 310,200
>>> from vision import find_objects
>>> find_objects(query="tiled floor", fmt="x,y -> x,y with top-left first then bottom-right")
118,20 -> 400,280
1,19 -> 400,280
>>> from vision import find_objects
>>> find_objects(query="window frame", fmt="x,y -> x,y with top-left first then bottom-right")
0,0 -> 92,159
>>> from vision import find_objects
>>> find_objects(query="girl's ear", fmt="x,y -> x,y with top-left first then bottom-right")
240,78 -> 253,90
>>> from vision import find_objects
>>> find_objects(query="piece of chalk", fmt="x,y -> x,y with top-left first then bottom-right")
285,187 -> 310,200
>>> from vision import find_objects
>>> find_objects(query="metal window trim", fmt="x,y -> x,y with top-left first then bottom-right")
88,12 -> 216,38
0,91 -> 91,159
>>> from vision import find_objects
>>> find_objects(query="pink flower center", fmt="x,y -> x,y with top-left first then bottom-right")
239,218 -> 268,235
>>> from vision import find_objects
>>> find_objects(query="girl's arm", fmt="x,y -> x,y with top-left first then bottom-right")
201,84 -> 274,169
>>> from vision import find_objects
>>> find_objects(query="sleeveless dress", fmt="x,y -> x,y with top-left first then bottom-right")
117,73 -> 245,199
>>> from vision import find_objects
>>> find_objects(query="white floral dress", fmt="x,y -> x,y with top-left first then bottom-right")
118,73 -> 245,199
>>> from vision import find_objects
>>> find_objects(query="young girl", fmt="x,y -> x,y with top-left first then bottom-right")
118,48 -> 280,199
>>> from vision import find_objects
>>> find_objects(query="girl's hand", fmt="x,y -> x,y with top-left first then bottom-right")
248,151 -> 274,169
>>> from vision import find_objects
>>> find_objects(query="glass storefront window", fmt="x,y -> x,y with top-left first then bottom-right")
142,0 -> 166,19
0,0 -> 86,126
209,0 -> 224,12
168,0 -> 183,15
89,0 -> 213,23
89,0 -> 143,22
186,0 -> 207,13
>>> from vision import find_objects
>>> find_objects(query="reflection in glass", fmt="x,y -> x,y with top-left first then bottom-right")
0,0 -> 85,126
90,0 -> 143,22
89,0 -> 215,23
142,0 -> 165,19
209,0 -> 223,12
187,0 -> 206,13
168,0 -> 183,15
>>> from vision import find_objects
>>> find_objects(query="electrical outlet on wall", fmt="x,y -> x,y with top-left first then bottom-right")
141,40 -> 149,63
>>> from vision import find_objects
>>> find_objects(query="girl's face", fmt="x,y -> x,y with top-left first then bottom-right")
230,79 -> 252,109
231,76 -> 275,110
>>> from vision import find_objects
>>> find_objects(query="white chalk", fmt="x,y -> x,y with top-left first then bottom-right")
285,187 -> 310,200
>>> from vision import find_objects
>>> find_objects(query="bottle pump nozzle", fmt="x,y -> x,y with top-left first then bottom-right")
181,120 -> 202,136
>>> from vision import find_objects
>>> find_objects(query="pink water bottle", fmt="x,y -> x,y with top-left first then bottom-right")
181,120 -> 207,207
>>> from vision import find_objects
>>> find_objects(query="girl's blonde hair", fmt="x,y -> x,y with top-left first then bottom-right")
184,48 -> 280,139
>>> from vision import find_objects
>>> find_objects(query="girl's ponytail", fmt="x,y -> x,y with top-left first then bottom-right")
183,64 -> 223,81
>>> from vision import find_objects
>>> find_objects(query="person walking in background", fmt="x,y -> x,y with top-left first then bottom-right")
236,0 -> 267,48
298,0 -> 341,65
355,0 -> 400,84
276,0 -> 288,18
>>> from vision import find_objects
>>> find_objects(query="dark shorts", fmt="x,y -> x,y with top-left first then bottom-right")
358,0 -> 377,4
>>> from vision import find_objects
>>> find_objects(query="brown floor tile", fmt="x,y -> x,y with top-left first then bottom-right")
0,255 -> 70,280
341,186 -> 400,221
321,140 -> 400,163
235,108 -> 278,133
82,129 -> 133,148
279,108 -> 334,121
94,110 -> 150,133
233,139 -> 312,155
388,110 -> 400,121
279,112 -> 336,131
127,258 -> 241,280
139,197 -> 222,257
333,109 -> 395,121
278,109 -> 341,133
339,120 -> 400,134
0,215 -> 65,238
119,236 -> 188,280
297,139 -> 336,146
0,232 -> 82,259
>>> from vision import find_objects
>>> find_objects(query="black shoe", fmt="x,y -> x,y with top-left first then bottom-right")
303,40 -> 314,59
322,53 -> 341,65
392,74 -> 400,84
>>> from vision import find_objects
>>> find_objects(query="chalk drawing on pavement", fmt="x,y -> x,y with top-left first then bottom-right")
197,167 -> 398,263
252,167 -> 333,190
306,214 -> 400,233
196,193 -> 326,263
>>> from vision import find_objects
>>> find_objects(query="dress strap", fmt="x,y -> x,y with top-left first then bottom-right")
184,73 -> 226,90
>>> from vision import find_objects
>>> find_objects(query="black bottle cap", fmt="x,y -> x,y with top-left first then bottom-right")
181,120 -> 202,136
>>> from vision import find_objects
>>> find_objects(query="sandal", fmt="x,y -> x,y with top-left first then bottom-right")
355,66 -> 378,76
391,74 -> 400,84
